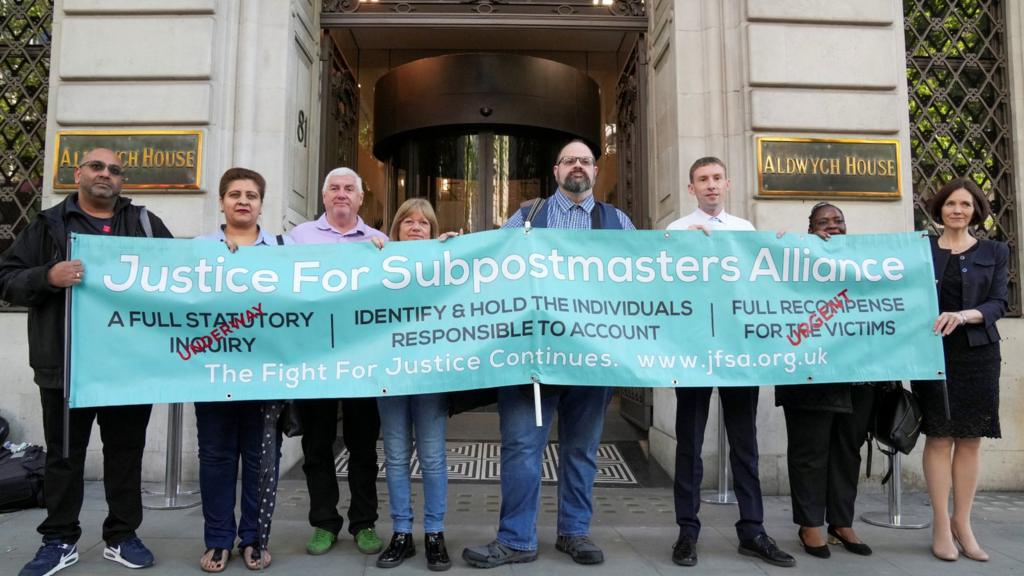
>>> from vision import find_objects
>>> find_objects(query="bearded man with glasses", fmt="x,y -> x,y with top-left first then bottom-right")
463,139 -> 634,569
0,148 -> 173,576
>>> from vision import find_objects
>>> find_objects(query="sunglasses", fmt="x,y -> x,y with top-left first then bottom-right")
78,160 -> 125,176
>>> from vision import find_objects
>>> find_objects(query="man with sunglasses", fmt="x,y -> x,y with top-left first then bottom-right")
463,139 -> 634,569
1,148 -> 172,576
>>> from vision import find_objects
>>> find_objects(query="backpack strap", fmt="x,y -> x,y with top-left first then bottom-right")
518,197 -> 622,230
591,201 -> 624,230
139,207 -> 153,238
865,435 -> 873,479
520,197 -> 548,229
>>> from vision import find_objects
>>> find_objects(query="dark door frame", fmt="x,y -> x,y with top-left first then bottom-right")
320,9 -> 654,429
321,0 -> 647,32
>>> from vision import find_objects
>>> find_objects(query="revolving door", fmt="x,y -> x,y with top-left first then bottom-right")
373,53 -> 602,233
387,129 -> 568,232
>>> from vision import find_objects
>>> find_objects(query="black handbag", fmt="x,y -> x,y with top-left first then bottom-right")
278,401 -> 303,437
873,382 -> 923,456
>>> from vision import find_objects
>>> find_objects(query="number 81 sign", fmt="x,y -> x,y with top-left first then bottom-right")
297,110 -> 308,148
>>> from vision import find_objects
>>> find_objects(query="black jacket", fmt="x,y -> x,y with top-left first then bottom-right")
929,236 -> 1008,347
0,193 -> 173,388
774,382 -> 855,413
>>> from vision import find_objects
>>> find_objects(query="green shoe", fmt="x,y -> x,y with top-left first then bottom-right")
354,527 -> 383,554
306,528 -> 337,555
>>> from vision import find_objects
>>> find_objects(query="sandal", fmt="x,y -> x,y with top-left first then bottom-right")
200,548 -> 230,573
241,544 -> 272,570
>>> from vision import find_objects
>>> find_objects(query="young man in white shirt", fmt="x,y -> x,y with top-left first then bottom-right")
665,157 -> 795,569
667,156 -> 755,232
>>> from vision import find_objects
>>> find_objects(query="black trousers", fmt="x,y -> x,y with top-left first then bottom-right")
674,386 -> 764,541
299,398 -> 380,535
783,386 -> 875,527
37,387 -> 152,545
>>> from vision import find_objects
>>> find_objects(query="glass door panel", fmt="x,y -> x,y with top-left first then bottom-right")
389,133 -> 481,232
432,134 -> 481,233
386,129 -> 563,233
491,134 -> 550,229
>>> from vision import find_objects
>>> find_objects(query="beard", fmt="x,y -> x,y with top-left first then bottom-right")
84,183 -> 118,200
560,170 -> 592,194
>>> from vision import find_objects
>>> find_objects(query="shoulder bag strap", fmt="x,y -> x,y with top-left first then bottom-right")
139,207 -> 153,238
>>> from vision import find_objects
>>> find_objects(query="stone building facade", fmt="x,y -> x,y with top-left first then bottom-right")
1,0 -> 1021,489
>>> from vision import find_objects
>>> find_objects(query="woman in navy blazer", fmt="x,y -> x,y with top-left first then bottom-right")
915,178 -> 1008,563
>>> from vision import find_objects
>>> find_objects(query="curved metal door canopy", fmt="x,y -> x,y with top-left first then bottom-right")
373,53 -> 601,159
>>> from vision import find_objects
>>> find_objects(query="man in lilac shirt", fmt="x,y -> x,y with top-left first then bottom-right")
288,167 -> 388,557
288,168 -> 388,244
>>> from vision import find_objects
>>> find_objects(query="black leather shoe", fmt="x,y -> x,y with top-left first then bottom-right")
798,528 -> 830,559
425,532 -> 451,572
738,533 -> 796,568
827,526 -> 872,556
671,536 -> 698,567
376,532 -> 415,569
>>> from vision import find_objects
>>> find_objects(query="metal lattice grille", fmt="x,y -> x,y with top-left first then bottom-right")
905,0 -> 1018,315
1,0 -> 50,310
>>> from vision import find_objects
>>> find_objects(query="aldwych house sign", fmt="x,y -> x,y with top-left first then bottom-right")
53,130 -> 203,190
757,137 -> 901,199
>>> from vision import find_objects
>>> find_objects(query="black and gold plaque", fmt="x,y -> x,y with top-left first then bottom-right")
53,130 -> 203,190
757,137 -> 900,199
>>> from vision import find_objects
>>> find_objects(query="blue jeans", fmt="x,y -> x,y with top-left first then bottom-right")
496,386 -> 612,551
195,401 -> 280,549
377,393 -> 448,533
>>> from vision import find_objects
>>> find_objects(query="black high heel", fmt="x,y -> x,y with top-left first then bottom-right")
798,528 -> 830,559
827,526 -> 872,556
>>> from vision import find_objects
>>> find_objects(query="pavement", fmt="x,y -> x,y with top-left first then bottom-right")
2,479 -> 1023,576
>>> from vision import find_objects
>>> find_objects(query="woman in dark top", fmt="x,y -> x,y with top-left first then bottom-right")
775,203 -> 874,559
913,178 -> 1008,563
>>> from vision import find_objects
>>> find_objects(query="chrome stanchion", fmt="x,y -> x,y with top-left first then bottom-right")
701,396 -> 737,505
143,403 -> 201,510
860,451 -> 928,529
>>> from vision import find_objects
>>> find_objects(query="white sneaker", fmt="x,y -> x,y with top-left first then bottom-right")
18,541 -> 78,576
102,536 -> 155,569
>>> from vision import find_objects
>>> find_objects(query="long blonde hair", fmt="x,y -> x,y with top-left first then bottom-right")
390,198 -> 439,241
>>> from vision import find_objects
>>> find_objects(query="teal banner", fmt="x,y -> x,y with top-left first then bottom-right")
69,229 -> 944,407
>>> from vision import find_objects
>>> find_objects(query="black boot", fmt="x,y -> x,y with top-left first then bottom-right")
376,532 -> 415,569
425,532 -> 452,572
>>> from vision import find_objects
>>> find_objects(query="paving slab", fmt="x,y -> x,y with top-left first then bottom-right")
2,481 -> 1022,575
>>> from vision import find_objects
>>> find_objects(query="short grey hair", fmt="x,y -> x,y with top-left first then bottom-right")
321,167 -> 363,194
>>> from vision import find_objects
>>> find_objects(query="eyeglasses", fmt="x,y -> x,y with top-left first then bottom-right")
78,160 -> 125,176
557,156 -> 595,167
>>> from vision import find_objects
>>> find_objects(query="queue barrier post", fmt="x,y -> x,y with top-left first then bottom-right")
860,451 -> 929,529
143,403 -> 201,510
701,396 -> 737,505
